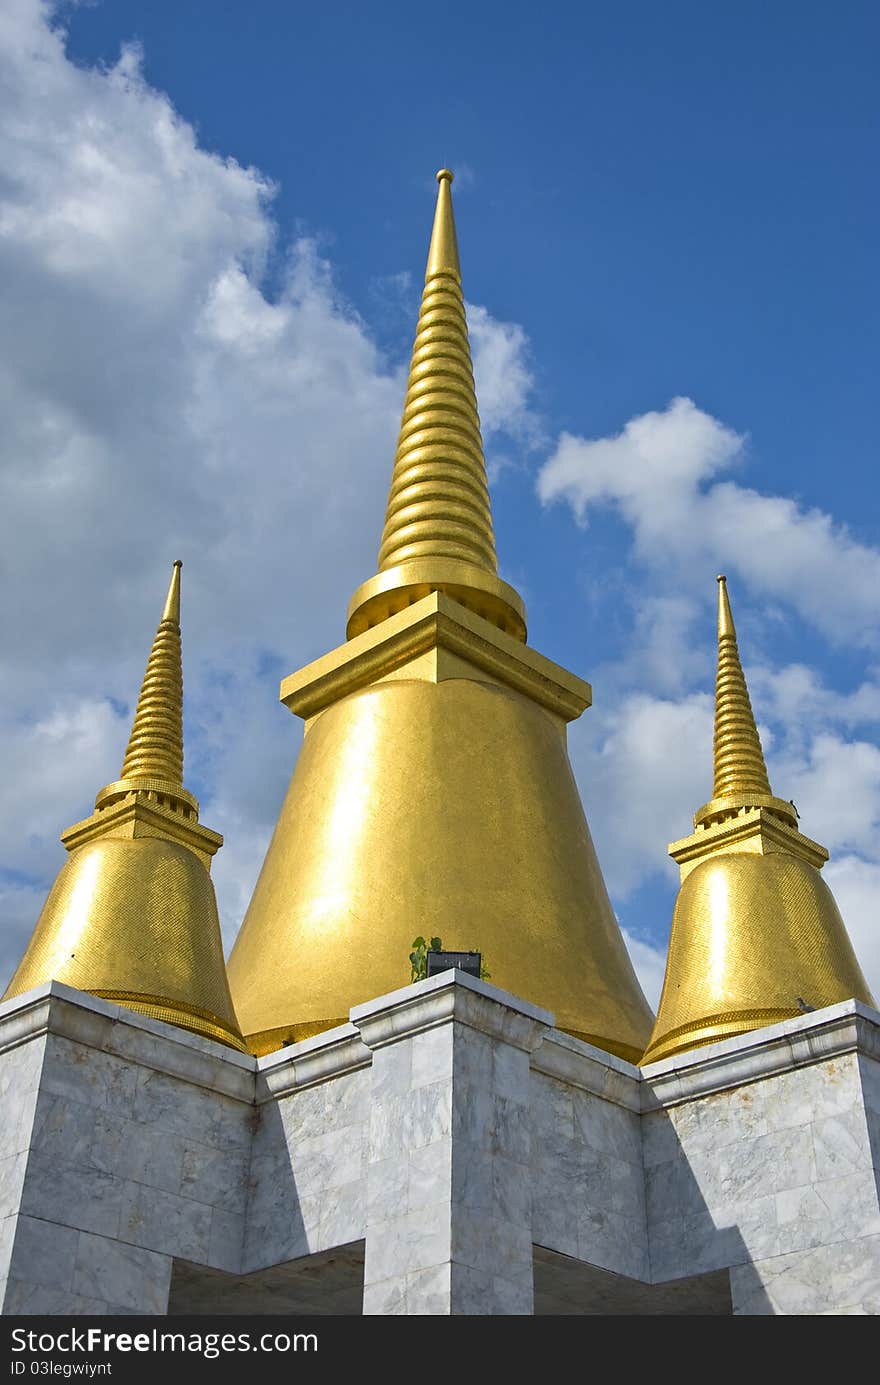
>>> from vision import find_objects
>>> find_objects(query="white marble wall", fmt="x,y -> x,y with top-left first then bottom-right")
530,1031 -> 646,1280
730,1235 -> 880,1314
449,1020 -> 535,1312
0,1030 -> 47,1308
643,1003 -> 880,1311
0,985 -> 254,1314
245,1028 -> 371,1272
359,1021 -> 455,1314
862,1052 -> 880,1180
1,981 -> 879,1316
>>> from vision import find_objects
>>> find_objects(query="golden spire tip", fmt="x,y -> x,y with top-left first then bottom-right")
120,564 -> 185,785
161,560 -> 182,626
717,571 -> 735,641
425,164 -> 461,280
374,163 -> 490,573
711,575 -> 770,801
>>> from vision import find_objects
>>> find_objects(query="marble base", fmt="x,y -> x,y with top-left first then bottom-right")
0,977 -> 877,1315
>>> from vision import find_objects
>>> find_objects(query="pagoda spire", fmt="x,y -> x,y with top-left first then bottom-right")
712,575 -> 772,801
120,561 -> 184,785
347,170 -> 526,642
377,169 -> 497,576
641,575 -> 873,1065
2,562 -> 244,1052
693,577 -> 795,831
229,170 -> 654,1061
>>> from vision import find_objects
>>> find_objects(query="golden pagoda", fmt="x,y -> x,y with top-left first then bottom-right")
227,170 -> 654,1061
642,575 -> 874,1064
3,563 -> 245,1052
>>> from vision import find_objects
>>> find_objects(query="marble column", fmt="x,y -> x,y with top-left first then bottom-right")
353,970 -> 551,1315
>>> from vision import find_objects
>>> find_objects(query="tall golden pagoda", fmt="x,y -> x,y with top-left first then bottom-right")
642,576 -> 874,1064
3,563 -> 245,1052
227,170 -> 654,1060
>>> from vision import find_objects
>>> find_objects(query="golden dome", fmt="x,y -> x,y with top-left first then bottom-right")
644,851 -> 873,1063
229,173 -> 653,1060
2,563 -> 245,1052
4,836 -> 243,1050
643,577 -> 874,1065
228,674 -> 654,1061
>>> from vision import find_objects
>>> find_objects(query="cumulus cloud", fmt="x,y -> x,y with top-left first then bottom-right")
537,394 -> 880,1000
774,734 -> 880,858
0,0 -> 539,979
572,691 -> 714,898
622,931 -> 668,1011
2,2 -> 875,1024
825,856 -> 880,1005
537,396 -> 880,646
574,680 -> 880,1001
467,303 -> 538,444
0,881 -> 49,992
750,662 -> 880,748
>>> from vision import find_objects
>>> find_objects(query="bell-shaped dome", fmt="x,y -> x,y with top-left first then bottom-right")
228,674 -> 654,1060
643,577 -> 874,1064
228,172 -> 652,1061
5,836 -> 243,1049
2,563 -> 245,1052
645,851 -> 873,1062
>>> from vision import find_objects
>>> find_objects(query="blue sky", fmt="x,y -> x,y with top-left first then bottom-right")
1,0 -> 878,1006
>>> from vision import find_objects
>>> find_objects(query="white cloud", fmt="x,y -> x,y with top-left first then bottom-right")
572,690 -> 714,898
467,303 -> 538,443
612,594 -> 710,697
622,930 -> 668,1012
0,1 -> 538,982
0,879 -> 49,990
1,3 -> 873,1027
537,397 -> 880,646
773,733 -> 880,858
824,855 -> 880,1005
538,395 -> 880,1003
751,662 -> 880,746
0,698 -> 128,880
538,397 -> 742,522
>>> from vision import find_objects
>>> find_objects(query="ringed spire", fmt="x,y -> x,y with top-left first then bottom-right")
694,577 -> 796,830
348,169 -> 526,642
120,560 -> 184,786
228,169 -> 654,1061
712,574 -> 772,801
2,562 -> 245,1052
376,168 -> 496,576
642,575 -> 874,1065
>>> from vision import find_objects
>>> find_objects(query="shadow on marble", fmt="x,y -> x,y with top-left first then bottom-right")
243,1071 -> 368,1275
533,1246 -> 731,1315
642,1052 -> 880,1314
168,1242 -> 365,1315
644,1101 -> 774,1309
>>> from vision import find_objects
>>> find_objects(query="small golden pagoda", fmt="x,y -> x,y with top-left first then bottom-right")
642,575 -> 874,1064
227,170 -> 654,1060
3,563 -> 245,1052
